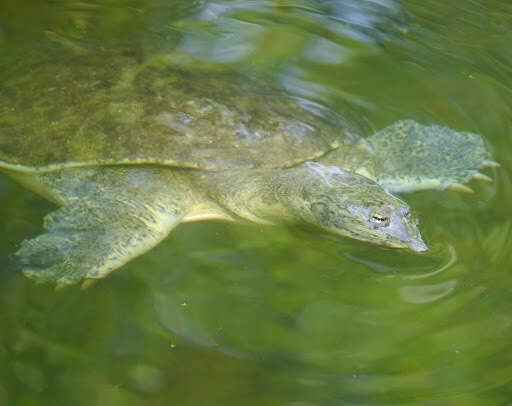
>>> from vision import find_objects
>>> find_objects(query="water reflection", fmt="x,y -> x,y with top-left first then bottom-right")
172,0 -> 405,65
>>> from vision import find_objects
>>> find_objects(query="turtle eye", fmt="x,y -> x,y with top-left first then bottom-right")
370,212 -> 390,227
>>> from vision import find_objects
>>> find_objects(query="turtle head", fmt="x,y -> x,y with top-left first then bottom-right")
290,162 -> 427,252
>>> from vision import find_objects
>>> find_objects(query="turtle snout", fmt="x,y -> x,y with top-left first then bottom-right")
407,236 -> 428,252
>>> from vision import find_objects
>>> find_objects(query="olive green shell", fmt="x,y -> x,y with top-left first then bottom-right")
0,39 -> 356,172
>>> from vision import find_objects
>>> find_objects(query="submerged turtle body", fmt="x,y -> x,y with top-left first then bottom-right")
0,39 -> 496,286
0,42 -> 353,171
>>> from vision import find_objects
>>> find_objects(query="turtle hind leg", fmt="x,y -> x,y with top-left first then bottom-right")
18,201 -> 177,286
16,167 -> 193,287
367,120 -> 497,193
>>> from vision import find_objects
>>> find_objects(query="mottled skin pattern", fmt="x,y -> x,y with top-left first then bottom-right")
322,120 -> 494,193
0,41 -> 354,171
10,160 -> 425,286
0,38 -> 497,286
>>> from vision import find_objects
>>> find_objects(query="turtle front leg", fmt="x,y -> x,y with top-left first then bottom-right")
15,167 -> 194,287
363,120 -> 498,193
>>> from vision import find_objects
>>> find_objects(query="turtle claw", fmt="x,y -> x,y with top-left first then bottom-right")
472,172 -> 493,182
81,279 -> 98,290
55,281 -> 70,291
447,183 -> 474,193
33,278 -> 47,287
482,160 -> 500,168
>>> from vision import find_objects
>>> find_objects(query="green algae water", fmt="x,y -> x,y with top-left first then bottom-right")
1,0 -> 511,404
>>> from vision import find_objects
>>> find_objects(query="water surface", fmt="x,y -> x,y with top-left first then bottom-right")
0,0 -> 511,404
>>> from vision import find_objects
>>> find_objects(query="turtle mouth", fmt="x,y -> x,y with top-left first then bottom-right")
406,236 -> 428,252
384,236 -> 427,252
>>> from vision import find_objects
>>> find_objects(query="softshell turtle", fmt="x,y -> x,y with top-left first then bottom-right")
0,39 -> 496,286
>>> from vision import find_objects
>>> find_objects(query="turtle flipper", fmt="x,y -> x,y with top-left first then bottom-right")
16,168 -> 191,287
367,120 -> 497,193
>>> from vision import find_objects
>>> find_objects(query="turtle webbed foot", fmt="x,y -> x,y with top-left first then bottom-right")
17,193 -> 185,287
17,229 -> 102,287
368,120 -> 497,193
